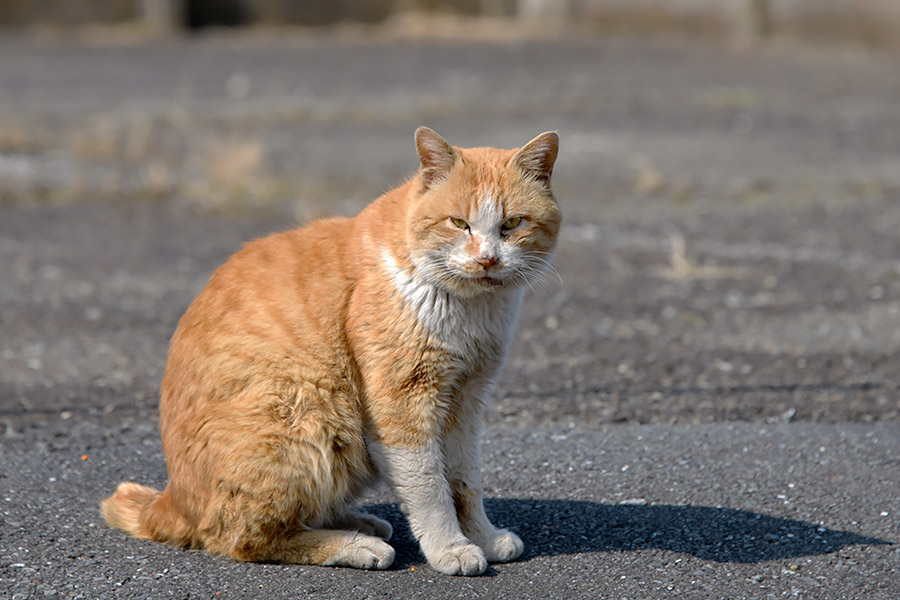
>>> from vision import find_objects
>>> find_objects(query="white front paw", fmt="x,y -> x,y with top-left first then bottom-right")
483,529 -> 524,563
428,542 -> 488,576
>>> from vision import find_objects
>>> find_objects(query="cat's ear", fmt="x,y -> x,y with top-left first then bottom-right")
512,131 -> 559,185
415,126 -> 458,189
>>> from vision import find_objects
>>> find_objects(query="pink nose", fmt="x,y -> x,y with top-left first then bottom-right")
476,255 -> 498,269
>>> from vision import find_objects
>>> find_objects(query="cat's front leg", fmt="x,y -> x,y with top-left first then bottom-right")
369,440 -> 488,576
444,401 -> 524,564
448,479 -> 523,563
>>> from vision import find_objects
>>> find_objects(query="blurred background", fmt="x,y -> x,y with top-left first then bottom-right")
2,1 -> 900,437
2,1 -> 900,44
2,0 -> 900,216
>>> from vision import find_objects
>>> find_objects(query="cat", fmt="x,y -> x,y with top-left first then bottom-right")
101,127 -> 561,576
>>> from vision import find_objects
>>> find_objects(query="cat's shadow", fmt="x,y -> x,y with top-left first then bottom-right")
365,498 -> 890,569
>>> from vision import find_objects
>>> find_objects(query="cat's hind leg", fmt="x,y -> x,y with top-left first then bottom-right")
227,526 -> 395,569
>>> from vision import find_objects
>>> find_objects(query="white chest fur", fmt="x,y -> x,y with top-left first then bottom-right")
381,250 -> 522,360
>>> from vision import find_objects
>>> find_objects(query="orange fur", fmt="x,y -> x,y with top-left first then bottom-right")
102,127 -> 561,572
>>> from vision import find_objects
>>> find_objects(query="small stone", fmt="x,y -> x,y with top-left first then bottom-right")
715,360 -> 734,373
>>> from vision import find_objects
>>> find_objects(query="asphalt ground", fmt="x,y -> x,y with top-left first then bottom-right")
2,423 -> 898,599
1,29 -> 900,598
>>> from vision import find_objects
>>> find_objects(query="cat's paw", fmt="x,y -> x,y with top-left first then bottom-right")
482,529 -> 524,563
427,542 -> 488,576
325,534 -> 395,570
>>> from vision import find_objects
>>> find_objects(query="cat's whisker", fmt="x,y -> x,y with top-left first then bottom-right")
532,275 -> 552,291
525,254 -> 576,311
515,271 -> 539,296
527,255 -> 563,282
524,280 -> 538,296
524,257 -> 565,292
509,268 -> 544,296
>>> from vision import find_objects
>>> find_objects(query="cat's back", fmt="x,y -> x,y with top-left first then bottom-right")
182,216 -> 355,326
163,217 -> 359,400
220,216 -> 355,294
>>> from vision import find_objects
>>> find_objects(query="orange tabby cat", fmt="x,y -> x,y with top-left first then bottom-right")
101,127 -> 560,576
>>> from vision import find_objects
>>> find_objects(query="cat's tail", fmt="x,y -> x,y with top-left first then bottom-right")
101,482 -> 193,546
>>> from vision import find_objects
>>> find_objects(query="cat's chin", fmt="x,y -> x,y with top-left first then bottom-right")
448,274 -> 513,297
473,276 -> 503,288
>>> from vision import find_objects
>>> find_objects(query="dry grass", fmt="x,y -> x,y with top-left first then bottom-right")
630,154 -> 694,202
657,230 -> 749,281
0,80 -> 478,214
0,107 -> 304,212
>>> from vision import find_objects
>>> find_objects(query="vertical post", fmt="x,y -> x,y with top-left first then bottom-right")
731,0 -> 772,44
481,0 -> 505,18
135,0 -> 180,32
517,0 -> 573,21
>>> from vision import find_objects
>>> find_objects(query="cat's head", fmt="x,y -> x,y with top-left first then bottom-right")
407,127 -> 561,298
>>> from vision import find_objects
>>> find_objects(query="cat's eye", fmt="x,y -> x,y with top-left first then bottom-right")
501,217 -> 522,231
450,217 -> 469,230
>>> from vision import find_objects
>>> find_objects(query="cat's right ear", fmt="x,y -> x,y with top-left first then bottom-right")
512,131 -> 559,185
415,126 -> 458,189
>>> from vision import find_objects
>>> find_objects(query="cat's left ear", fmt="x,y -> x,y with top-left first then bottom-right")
512,131 -> 559,185
415,126 -> 458,189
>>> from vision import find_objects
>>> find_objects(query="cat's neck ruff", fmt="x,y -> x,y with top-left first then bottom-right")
380,249 -> 522,356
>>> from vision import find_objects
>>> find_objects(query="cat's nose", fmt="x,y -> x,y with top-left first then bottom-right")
475,255 -> 499,270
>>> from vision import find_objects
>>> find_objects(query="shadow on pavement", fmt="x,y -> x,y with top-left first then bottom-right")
366,499 -> 891,567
